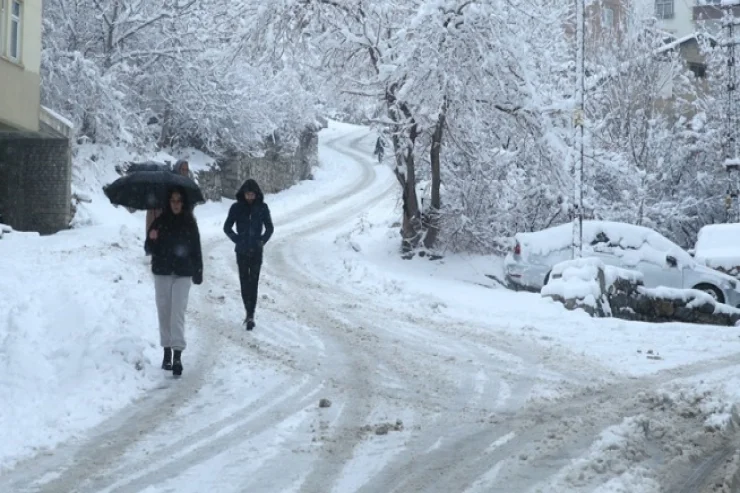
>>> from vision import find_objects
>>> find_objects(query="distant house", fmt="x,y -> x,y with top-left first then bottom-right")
655,0 -> 736,43
655,0 -> 695,38
0,0 -> 73,234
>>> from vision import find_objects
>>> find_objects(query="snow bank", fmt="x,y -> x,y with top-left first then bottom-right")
541,258 -> 643,315
162,147 -> 218,172
695,223 -> 740,272
0,223 -> 162,470
541,257 -> 605,307
603,264 -> 644,288
639,286 -> 740,316
541,388 -> 736,492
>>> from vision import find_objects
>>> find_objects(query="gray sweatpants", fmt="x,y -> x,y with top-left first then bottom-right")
154,275 -> 191,351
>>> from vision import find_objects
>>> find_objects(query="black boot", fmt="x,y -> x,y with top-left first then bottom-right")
161,348 -> 172,370
172,350 -> 183,377
245,316 -> 255,331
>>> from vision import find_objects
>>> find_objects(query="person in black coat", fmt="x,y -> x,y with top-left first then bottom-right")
145,186 -> 203,376
223,179 -> 274,330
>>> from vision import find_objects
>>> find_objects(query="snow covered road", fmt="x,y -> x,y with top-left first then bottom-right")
4,122 -> 740,492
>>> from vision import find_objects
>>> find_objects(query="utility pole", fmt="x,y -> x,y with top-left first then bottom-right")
572,0 -> 585,258
722,4 -> 740,222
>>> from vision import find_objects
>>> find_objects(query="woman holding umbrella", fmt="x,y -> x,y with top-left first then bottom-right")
145,186 -> 203,376
104,164 -> 205,375
145,159 -> 190,238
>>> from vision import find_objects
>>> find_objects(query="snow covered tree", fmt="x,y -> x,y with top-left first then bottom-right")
40,0 -> 318,156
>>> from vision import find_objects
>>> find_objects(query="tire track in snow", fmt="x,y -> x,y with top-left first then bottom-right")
255,131 -> 551,492
84,128 -> 386,493
264,131 -> 740,491
7,126 -> 740,493
0,127 -> 374,493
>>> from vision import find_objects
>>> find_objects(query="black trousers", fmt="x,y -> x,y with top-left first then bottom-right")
237,252 -> 262,318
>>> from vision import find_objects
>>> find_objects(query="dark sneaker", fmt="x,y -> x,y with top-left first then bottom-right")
246,318 -> 255,331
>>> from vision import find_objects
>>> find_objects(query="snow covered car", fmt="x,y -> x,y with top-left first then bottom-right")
504,220 -> 740,306
694,223 -> 740,280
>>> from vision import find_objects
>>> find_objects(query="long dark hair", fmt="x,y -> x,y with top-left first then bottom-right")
162,186 -> 197,227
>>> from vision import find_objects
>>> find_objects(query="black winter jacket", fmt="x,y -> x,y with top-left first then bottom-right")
145,212 -> 203,282
223,179 -> 274,256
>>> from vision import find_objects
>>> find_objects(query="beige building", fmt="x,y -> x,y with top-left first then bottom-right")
0,0 -> 74,234
0,0 -> 42,132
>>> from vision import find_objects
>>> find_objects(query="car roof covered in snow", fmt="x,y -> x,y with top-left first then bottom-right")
515,220 -> 692,265
695,223 -> 740,269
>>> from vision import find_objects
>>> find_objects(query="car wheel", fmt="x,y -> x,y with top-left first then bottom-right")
692,283 -> 725,304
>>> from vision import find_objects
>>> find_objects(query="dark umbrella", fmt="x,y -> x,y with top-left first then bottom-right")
103,171 -> 205,211
125,161 -> 171,174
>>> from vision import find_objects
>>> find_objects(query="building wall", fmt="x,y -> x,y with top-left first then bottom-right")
0,132 -> 72,233
0,0 -> 42,131
658,0 -> 695,38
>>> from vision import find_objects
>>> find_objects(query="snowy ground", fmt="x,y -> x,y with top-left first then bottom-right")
3,121 -> 740,492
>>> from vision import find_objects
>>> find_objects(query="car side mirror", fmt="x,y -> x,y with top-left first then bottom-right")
666,255 -> 678,268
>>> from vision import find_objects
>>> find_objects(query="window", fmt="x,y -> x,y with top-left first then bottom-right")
655,0 -> 674,19
0,0 -> 5,57
9,0 -> 20,61
689,62 -> 707,78
601,6 -> 614,28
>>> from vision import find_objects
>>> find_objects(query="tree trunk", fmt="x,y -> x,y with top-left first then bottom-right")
81,108 -> 97,143
423,99 -> 446,249
157,103 -> 174,149
391,133 -> 422,252
386,86 -> 422,252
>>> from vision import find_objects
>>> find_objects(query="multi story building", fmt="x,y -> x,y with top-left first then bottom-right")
0,0 -> 73,234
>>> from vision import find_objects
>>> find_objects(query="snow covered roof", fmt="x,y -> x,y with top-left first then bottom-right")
695,223 -> 740,269
586,32 -> 716,93
657,32 -> 718,54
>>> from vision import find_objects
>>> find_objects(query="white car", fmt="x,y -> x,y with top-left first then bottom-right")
504,220 -> 740,306
694,223 -> 740,280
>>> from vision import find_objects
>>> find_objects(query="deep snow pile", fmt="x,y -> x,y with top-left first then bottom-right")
540,258 -> 608,304
694,223 -> 740,274
0,222 -> 161,470
540,258 -> 644,316
0,142 -> 219,470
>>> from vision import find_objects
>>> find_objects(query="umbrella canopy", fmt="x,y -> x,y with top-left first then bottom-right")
126,161 -> 171,173
103,170 -> 205,211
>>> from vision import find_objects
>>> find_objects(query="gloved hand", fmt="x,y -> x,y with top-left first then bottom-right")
192,272 -> 203,285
